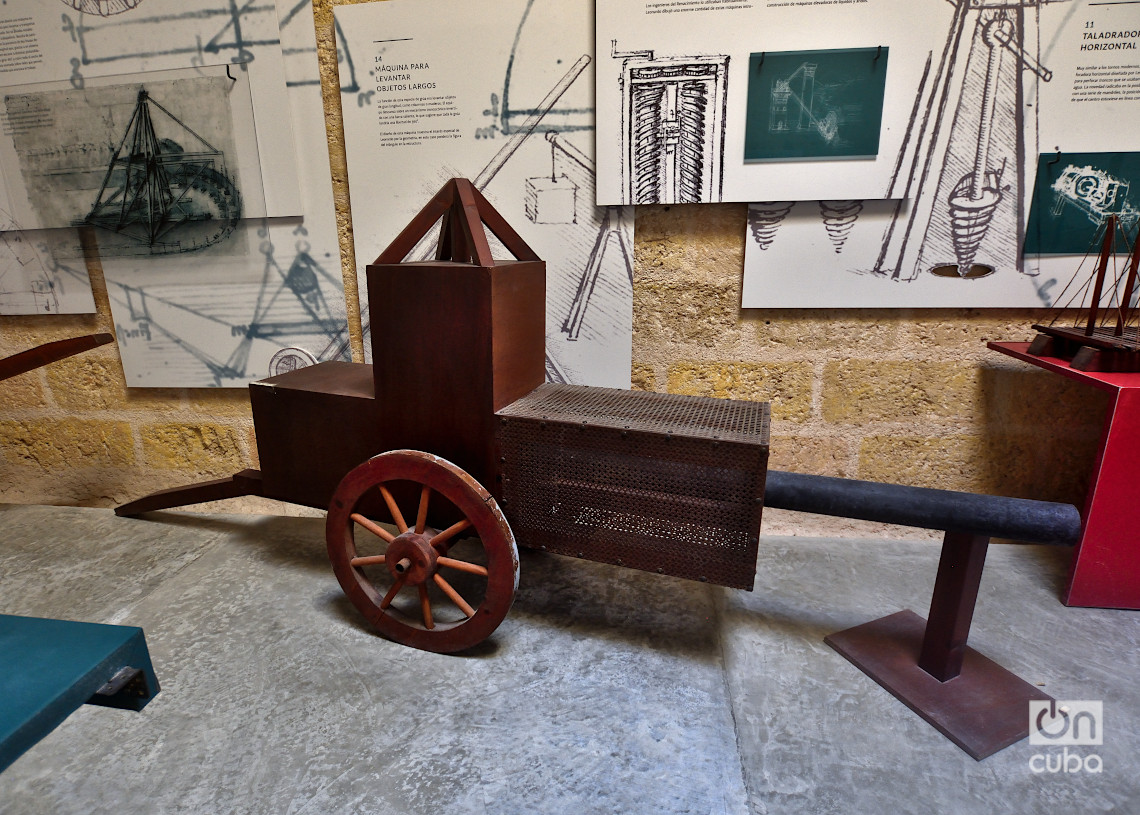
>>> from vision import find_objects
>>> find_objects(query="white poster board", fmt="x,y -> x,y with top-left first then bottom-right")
595,0 -> 946,205
0,0 -> 307,322
741,0 -> 1140,308
0,0 -> 301,217
99,0 -> 351,386
336,0 -> 633,388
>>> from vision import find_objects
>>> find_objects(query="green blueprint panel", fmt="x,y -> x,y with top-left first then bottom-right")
1024,151 -> 1140,255
744,47 -> 888,162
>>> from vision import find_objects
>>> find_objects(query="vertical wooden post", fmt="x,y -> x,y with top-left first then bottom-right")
918,530 -> 990,682
1113,228 -> 1140,337
1086,214 -> 1117,336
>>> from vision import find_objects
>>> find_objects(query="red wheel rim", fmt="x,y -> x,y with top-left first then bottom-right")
326,450 -> 518,653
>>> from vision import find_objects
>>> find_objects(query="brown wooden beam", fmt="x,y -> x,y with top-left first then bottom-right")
115,469 -> 264,516
0,333 -> 113,382
918,530 -> 990,681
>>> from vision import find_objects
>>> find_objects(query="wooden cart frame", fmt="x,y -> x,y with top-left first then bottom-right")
118,179 -> 771,653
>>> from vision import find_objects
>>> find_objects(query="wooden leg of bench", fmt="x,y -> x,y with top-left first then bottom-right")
115,469 -> 264,517
918,531 -> 989,681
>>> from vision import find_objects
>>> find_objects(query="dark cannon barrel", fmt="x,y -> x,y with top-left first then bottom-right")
763,470 -> 1083,546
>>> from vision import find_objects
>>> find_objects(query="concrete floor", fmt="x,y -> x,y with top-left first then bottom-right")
0,503 -> 1137,815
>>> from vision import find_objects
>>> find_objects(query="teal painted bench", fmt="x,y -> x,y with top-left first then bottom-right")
0,614 -> 160,772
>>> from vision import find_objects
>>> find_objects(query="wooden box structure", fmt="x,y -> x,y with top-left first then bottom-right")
366,184 -> 546,493
118,179 -> 770,653
249,361 -> 380,511
499,384 -> 767,590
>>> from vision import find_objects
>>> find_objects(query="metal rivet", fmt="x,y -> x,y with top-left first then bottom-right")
699,576 -> 707,582
616,559 -> 623,567
577,551 -> 584,558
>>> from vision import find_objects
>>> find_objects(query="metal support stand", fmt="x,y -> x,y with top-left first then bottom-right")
825,530 -> 1052,760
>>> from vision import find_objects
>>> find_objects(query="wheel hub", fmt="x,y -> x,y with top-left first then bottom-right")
385,531 -> 438,585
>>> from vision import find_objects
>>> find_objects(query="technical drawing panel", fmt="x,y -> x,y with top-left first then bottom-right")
741,0 -> 1140,308
0,0 -> 303,217
106,221 -> 348,387
93,0 -> 351,386
1025,155 -> 1140,256
597,0 -> 945,205
337,0 -> 633,389
620,51 -> 728,205
0,68 -> 260,256
0,216 -> 95,315
743,48 -> 888,162
0,0 -> 315,318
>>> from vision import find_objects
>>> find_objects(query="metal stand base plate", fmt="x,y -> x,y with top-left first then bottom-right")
825,609 -> 1051,760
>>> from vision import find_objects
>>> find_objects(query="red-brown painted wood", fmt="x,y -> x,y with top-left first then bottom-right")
917,531 -> 990,681
0,333 -> 113,382
115,470 -> 263,516
326,450 -> 518,653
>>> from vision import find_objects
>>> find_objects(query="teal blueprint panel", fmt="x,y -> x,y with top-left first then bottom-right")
744,47 -> 889,162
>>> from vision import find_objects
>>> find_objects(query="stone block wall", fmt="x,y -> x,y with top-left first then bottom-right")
0,1 -> 1110,535
633,204 -> 1109,519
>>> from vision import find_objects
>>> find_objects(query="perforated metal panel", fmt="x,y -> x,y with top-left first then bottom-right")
496,384 -> 769,589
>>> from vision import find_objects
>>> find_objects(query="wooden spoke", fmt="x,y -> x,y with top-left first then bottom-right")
428,518 -> 472,551
418,584 -> 434,630
350,513 -> 395,543
378,485 -> 408,533
379,573 -> 407,610
327,450 -> 518,653
433,573 -> 476,618
350,554 -> 386,567
437,556 -> 489,577
415,485 -> 431,534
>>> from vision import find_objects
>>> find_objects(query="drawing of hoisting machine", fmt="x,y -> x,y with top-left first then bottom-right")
83,88 -> 242,255
769,62 -> 839,144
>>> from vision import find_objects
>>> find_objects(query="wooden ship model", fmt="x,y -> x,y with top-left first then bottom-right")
1029,213 -> 1140,372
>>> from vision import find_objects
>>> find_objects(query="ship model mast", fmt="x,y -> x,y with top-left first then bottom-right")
1029,214 -> 1140,372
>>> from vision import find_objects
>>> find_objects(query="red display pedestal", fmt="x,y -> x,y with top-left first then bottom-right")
989,341 -> 1140,609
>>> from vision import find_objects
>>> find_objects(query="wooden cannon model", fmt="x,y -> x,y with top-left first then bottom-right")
118,179 -> 771,653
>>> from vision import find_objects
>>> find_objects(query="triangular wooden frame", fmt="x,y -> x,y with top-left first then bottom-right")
374,178 -> 540,266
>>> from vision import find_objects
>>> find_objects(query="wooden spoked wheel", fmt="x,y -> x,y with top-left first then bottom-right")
326,450 -> 519,653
